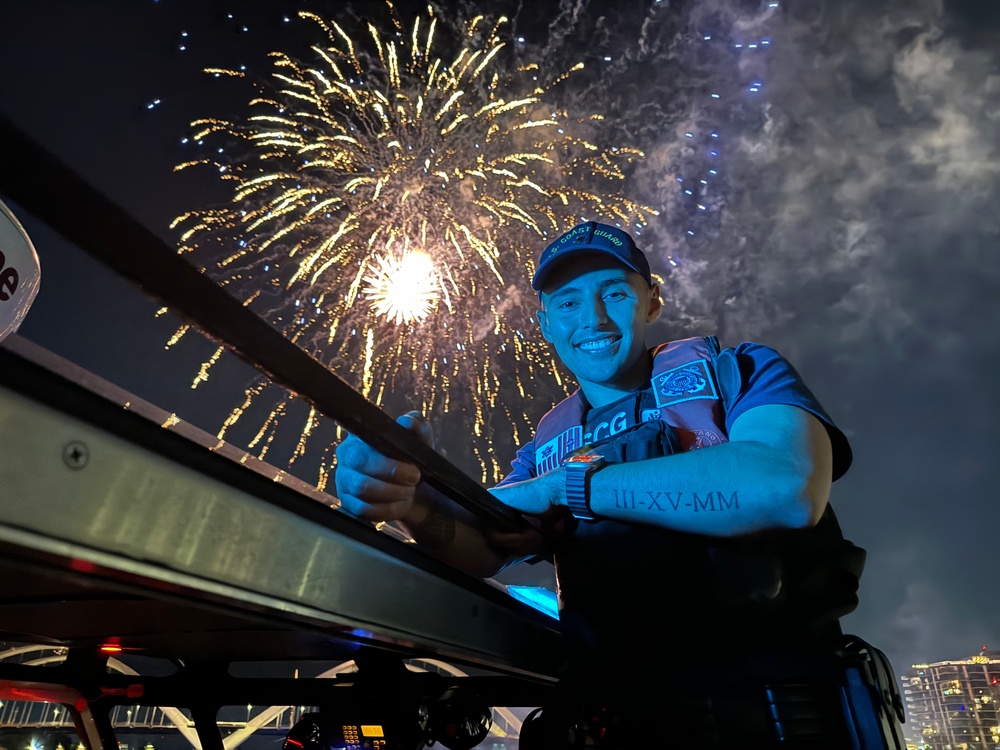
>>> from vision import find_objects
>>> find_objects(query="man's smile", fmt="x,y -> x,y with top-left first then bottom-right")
577,335 -> 621,352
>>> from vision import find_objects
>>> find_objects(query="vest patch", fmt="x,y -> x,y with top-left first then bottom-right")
640,408 -> 661,423
535,426 -> 584,475
652,358 -> 718,408
691,427 -> 725,449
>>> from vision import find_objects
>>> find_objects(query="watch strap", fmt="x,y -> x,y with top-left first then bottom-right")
563,455 -> 604,521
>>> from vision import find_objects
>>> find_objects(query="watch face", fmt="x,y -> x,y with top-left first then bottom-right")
566,454 -> 601,464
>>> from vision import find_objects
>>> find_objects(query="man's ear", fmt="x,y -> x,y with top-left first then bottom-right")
537,308 -> 553,342
647,285 -> 662,324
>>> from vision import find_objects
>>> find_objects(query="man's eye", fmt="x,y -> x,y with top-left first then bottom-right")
604,290 -> 627,301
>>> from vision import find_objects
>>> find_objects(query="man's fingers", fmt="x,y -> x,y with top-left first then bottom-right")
337,466 -> 419,504
337,479 -> 413,522
398,411 -> 434,448
332,412 -> 430,524
337,435 -> 421,486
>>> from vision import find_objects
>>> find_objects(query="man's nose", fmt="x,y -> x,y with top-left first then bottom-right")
581,296 -> 609,327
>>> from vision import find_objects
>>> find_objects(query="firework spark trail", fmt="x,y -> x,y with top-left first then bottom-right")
167,3 -> 653,485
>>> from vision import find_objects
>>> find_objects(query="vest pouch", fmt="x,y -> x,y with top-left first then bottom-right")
837,635 -> 907,748
588,419 -> 680,464
707,542 -> 784,607
777,509 -> 867,622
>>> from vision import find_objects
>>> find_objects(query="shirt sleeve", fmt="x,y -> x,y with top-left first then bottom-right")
724,342 -> 853,481
496,439 -> 537,487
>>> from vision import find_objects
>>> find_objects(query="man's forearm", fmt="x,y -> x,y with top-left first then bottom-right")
402,487 -> 457,549
399,485 -> 514,578
588,412 -> 833,537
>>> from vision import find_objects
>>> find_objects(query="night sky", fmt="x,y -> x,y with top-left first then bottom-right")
1,0 -> 999,696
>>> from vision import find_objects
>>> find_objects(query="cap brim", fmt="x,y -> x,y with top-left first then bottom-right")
532,246 -> 644,292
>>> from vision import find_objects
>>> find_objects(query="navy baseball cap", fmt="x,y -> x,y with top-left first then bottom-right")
531,221 -> 652,292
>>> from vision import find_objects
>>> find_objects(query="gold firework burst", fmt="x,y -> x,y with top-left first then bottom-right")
362,248 -> 440,325
168,3 -> 655,485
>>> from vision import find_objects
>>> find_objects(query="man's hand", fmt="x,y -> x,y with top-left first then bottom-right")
488,468 -> 565,516
334,411 -> 432,523
335,411 -> 550,576
487,471 -> 572,554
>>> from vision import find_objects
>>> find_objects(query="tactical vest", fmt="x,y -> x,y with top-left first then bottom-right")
533,335 -> 733,471
528,336 -> 866,652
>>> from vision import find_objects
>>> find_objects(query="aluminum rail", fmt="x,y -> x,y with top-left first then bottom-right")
0,335 -> 564,678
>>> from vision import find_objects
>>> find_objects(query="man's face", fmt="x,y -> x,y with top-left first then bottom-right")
537,254 -> 661,402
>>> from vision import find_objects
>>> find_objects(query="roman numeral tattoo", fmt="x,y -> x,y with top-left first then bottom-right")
611,489 -> 740,512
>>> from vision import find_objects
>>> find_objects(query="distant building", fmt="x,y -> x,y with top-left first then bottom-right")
901,649 -> 1000,749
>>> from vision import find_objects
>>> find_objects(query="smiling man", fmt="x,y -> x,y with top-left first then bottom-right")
334,221 -> 904,748
537,256 -> 657,403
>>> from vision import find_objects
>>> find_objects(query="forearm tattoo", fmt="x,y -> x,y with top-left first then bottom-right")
610,489 -> 740,513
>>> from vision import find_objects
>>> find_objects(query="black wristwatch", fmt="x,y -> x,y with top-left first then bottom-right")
562,453 -> 606,521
